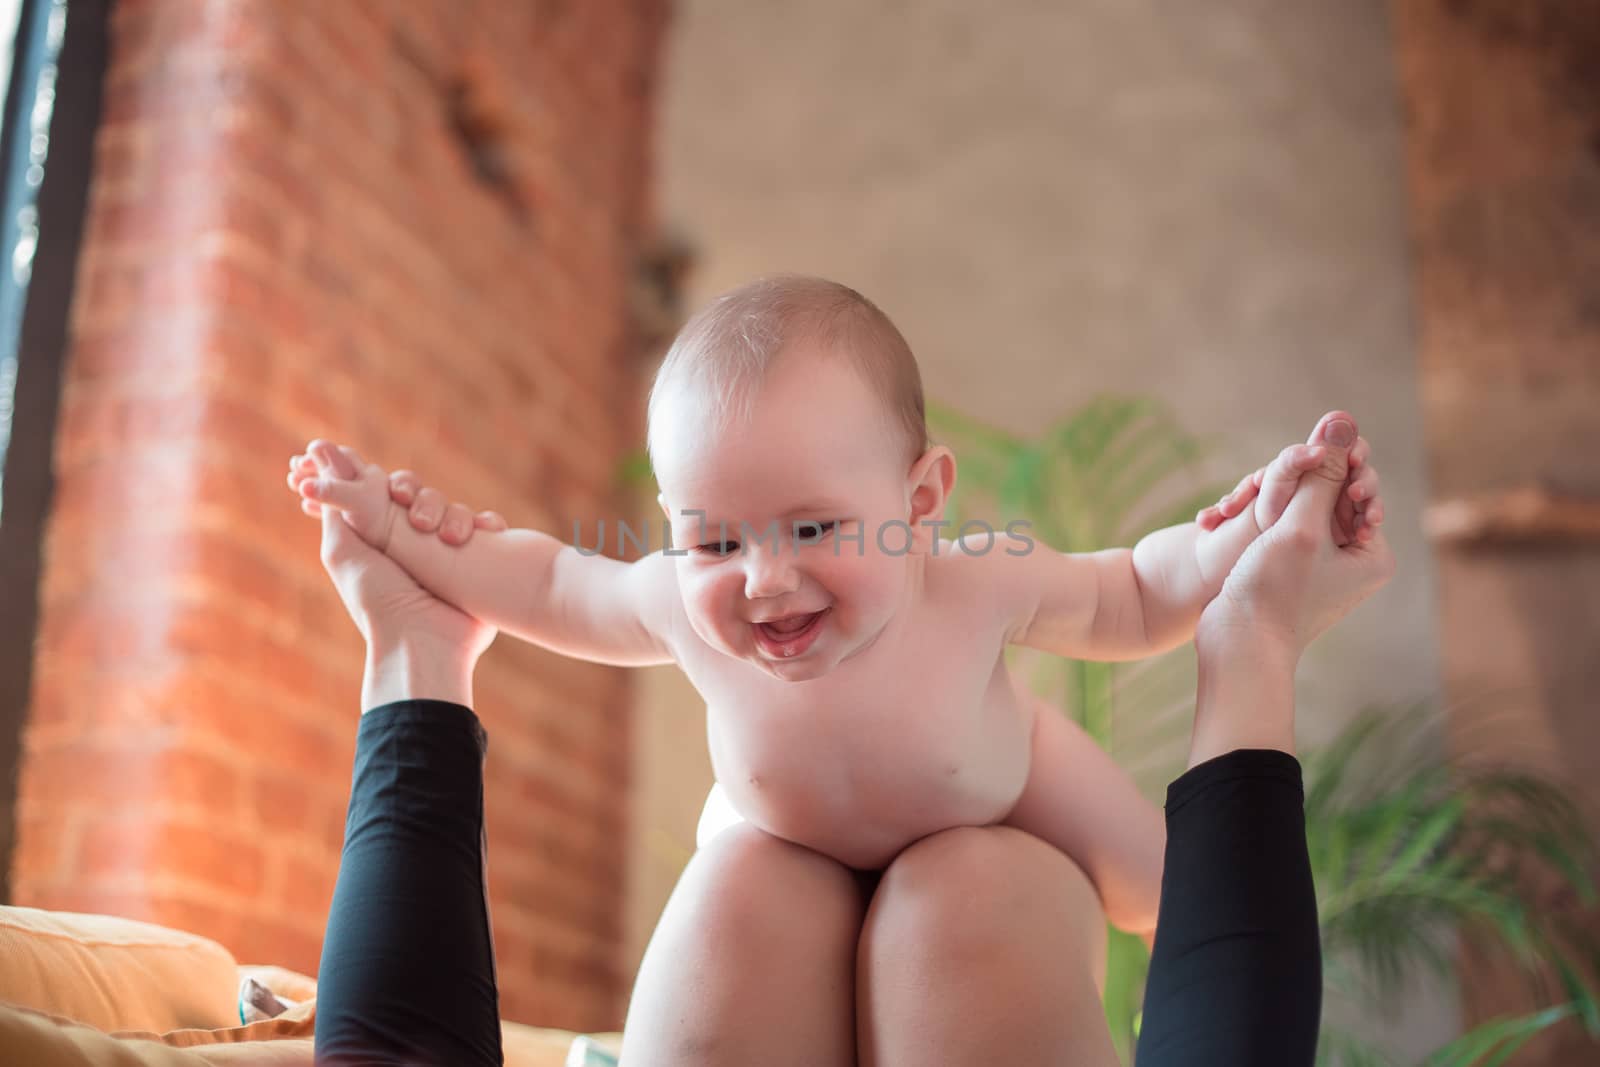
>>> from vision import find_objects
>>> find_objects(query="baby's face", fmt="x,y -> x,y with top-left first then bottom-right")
655,350 -> 919,683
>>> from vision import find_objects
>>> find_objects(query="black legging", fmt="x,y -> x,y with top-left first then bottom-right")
314,701 -> 1321,1066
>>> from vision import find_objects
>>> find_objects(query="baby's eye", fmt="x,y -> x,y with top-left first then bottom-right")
695,540 -> 740,557
794,521 -> 836,543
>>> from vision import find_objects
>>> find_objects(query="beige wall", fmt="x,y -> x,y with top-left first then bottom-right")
628,0 -> 1450,1056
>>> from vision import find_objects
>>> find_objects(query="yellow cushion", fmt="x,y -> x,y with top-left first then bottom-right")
0,1001 -> 311,1065
0,904 -> 594,1066
155,1001 -> 582,1066
0,1000 -> 587,1066
0,905 -> 239,1034
144,998 -> 316,1050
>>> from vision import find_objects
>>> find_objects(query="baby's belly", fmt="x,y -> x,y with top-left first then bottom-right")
705,687 -> 1035,871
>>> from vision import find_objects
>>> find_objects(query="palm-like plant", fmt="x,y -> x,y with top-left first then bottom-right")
1307,708 -> 1600,1066
932,395 -> 1225,1061
930,395 -> 1600,1066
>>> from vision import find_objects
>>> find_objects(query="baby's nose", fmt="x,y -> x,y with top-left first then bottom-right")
743,547 -> 800,599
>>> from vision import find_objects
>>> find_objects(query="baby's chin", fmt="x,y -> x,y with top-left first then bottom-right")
754,654 -> 837,682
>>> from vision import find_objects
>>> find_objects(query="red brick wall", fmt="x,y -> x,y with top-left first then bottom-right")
11,0 -> 665,1032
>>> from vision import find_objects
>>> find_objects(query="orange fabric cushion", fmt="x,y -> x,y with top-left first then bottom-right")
0,1001 -> 312,1065
0,1000 -> 586,1066
0,905 -> 239,1034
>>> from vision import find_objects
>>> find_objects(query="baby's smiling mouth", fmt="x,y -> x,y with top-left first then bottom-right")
751,609 -> 829,658
759,612 -> 819,634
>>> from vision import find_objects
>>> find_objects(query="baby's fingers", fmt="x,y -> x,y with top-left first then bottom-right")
1348,434 -> 1371,470
1329,436 -> 1369,543
1347,475 -> 1381,540
287,463 -> 321,505
1197,470 -> 1261,530
1356,496 -> 1385,542
1347,463 -> 1380,506
299,472 -> 365,511
388,469 -> 419,506
1220,470 -> 1261,517
307,439 -> 363,481
1256,444 -> 1327,529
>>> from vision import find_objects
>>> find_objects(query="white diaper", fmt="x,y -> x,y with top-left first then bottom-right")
695,780 -> 748,849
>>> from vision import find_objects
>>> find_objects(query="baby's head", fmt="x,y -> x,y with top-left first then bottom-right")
648,274 -> 954,682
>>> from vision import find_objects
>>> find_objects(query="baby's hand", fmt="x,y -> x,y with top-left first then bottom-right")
285,439 -> 401,551
288,452 -> 508,545
1195,415 -> 1384,547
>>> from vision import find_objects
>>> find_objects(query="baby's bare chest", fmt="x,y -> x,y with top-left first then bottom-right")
687,617 -> 1035,868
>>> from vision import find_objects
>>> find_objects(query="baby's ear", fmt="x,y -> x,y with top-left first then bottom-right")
907,444 -> 957,532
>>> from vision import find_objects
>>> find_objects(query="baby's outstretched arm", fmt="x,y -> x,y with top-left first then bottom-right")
991,412 -> 1381,661
290,440 -> 678,667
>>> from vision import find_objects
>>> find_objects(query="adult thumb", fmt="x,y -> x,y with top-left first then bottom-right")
1280,412 -> 1356,531
319,500 -> 357,570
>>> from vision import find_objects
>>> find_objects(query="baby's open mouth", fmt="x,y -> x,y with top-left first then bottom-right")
753,609 -> 828,658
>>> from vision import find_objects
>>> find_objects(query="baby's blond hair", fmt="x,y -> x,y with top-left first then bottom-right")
646,274 -> 930,470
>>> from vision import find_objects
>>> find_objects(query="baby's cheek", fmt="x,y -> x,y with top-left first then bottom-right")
828,545 -> 903,620
681,571 -> 739,649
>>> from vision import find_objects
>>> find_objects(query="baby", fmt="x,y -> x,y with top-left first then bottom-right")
288,274 -> 1384,940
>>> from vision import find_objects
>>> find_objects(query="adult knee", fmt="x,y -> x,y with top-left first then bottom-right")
683,823 -> 866,949
624,825 -> 864,1066
867,825 -> 1108,992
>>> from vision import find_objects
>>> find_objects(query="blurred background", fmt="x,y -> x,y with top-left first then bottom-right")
0,1 -> 1595,1063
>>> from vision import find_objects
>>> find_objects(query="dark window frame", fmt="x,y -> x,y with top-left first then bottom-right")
0,0 -> 108,903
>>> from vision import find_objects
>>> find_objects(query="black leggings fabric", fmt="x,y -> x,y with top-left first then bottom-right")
314,702 -> 1320,1066
314,700 -> 502,1067
1137,747 -> 1323,1066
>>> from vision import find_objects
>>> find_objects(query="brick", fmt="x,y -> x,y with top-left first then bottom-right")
17,1 -> 663,1021
15,884 -> 155,920
228,915 -> 323,976
75,816 -> 267,902
265,850 -> 336,921
19,738 -> 242,821
147,895 -> 251,958
10,811 -> 67,887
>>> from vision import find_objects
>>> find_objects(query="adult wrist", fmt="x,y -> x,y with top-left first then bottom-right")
1186,631 -> 1300,769
1194,613 -> 1300,675
362,632 -> 476,713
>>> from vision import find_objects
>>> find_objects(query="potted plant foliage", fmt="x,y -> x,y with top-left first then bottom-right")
929,395 -> 1600,1066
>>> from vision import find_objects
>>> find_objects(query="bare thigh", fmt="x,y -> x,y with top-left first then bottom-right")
856,824 -> 1117,1067
620,821 -> 866,1067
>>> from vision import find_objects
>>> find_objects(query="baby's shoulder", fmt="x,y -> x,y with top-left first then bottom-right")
924,530 -> 1032,600
924,529 -> 1057,635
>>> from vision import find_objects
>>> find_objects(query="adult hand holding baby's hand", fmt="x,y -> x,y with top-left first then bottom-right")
1196,414 -> 1396,667
288,440 -> 402,551
288,438 -> 496,662
1197,420 -> 1385,547
288,451 -> 506,545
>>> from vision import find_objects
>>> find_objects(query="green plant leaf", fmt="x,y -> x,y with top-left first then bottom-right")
923,395 -> 1600,1064
1315,1028 -> 1400,1067
615,449 -> 658,492
1421,1003 -> 1579,1067
1102,927 -> 1147,1063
